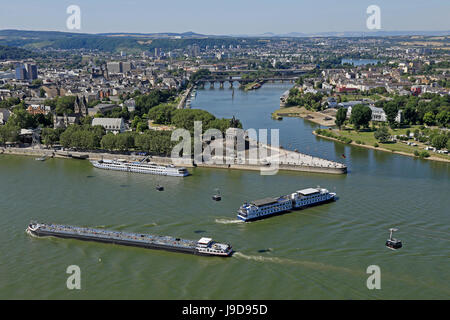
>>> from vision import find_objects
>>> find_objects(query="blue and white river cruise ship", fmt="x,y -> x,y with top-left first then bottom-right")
237,187 -> 336,222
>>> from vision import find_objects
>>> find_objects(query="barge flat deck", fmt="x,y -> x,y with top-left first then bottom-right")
26,222 -> 232,257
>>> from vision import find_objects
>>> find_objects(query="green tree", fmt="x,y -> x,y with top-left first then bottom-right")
1,97 -> 20,109
34,113 -> 53,128
171,109 -> 215,132
147,104 -> 175,125
59,127 -> 74,148
131,115 -> 143,128
423,112 -> 435,126
100,133 -> 117,150
436,111 -> 449,127
374,125 -> 390,143
136,122 -> 148,132
7,109 -> 36,129
59,124 -> 104,150
403,106 -> 417,125
134,89 -> 176,116
115,133 -> 135,151
383,102 -> 399,128
55,96 -> 76,115
206,118 -> 237,133
90,125 -> 106,146
350,104 -> 372,130
431,135 -> 448,150
335,108 -> 347,130
41,128 -> 59,147
0,124 -> 19,144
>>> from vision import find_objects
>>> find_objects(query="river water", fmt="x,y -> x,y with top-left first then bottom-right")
341,58 -> 381,66
1,83 -> 449,299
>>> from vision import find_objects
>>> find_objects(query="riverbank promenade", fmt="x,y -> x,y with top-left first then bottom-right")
1,145 -> 347,175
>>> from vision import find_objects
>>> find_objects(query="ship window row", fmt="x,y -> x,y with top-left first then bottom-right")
203,249 -> 220,253
298,196 -> 327,204
258,202 -> 291,209
255,206 -> 290,216
255,203 -> 290,210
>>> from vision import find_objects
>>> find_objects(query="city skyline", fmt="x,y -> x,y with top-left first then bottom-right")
1,0 -> 449,35
1,0 -> 449,305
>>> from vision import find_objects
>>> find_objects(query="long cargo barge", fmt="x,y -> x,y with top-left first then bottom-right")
26,222 -> 233,257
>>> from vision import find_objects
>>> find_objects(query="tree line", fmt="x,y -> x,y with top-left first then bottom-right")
40,124 -> 175,156
286,89 -> 325,111
147,104 -> 242,133
374,94 -> 450,128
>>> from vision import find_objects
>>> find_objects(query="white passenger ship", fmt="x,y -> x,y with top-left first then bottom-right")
90,159 -> 189,177
237,187 -> 336,222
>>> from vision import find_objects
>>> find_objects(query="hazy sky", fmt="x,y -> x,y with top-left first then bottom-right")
1,0 -> 449,35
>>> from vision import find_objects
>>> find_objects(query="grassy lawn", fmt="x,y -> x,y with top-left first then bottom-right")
326,125 -> 450,161
273,106 -> 304,116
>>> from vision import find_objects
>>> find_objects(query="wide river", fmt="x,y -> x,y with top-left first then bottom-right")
1,83 -> 449,299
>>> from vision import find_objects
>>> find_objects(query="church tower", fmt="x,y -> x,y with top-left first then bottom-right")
80,96 -> 88,117
74,96 -> 80,115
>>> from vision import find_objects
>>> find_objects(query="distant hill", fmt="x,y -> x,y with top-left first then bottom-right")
0,29 -> 448,54
0,45 -> 38,60
235,30 -> 450,37
297,30 -> 450,37
98,31 -> 214,39
0,29 -> 249,53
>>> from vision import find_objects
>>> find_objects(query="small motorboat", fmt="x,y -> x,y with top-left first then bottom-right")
386,228 -> 402,250
156,185 -> 164,191
212,188 -> 221,201
35,156 -> 47,161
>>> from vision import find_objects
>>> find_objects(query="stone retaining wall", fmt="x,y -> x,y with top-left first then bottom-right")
1,147 -> 347,174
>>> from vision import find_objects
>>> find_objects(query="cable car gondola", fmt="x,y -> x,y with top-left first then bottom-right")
386,228 -> 402,250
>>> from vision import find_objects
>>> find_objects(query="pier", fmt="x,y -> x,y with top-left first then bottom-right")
2,145 -> 347,174
193,135 -> 347,174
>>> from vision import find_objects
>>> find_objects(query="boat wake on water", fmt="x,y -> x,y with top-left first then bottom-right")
232,252 -> 362,276
215,218 -> 244,225
142,222 -> 158,227
25,228 -> 39,238
233,252 -> 443,291
114,224 -> 134,230
233,252 -> 286,264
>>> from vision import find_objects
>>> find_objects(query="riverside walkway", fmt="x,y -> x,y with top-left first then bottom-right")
1,145 -> 347,175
